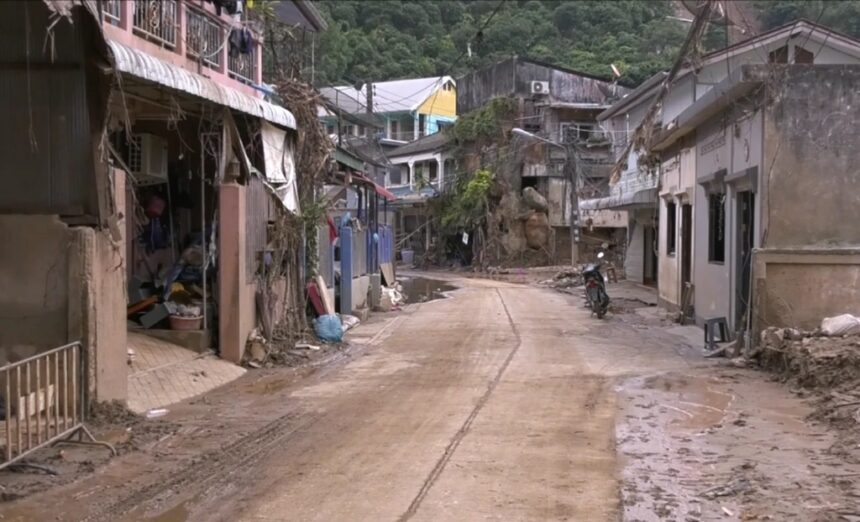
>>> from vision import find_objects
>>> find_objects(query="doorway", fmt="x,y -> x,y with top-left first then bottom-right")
643,218 -> 658,286
735,191 -> 755,329
680,203 -> 693,318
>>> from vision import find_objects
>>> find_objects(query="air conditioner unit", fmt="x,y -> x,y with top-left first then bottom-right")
128,134 -> 168,186
530,81 -> 550,95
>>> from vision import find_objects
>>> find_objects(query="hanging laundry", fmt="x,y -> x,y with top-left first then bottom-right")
228,27 -> 254,56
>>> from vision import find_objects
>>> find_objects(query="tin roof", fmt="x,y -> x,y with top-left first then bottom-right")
107,40 -> 296,130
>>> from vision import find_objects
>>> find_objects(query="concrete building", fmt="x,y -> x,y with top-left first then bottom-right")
457,57 -> 629,264
0,0 -> 311,407
582,72 -> 666,283
648,21 -> 860,339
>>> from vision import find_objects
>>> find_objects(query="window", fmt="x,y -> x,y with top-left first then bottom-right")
388,166 -> 403,186
390,120 -> 400,140
418,114 -> 426,136
560,122 -> 597,144
708,192 -> 726,263
666,201 -> 677,256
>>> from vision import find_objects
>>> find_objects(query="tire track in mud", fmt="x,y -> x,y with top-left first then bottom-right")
82,408 -> 323,522
397,288 -> 522,522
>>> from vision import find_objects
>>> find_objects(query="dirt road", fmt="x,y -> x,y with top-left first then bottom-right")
2,275 -> 858,521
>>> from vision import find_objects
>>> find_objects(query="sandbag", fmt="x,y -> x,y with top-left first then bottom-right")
314,314 -> 343,343
821,314 -> 860,336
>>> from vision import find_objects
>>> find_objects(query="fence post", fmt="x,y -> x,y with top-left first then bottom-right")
340,226 -> 353,314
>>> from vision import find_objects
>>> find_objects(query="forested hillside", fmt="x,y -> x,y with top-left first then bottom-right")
309,0 -> 860,87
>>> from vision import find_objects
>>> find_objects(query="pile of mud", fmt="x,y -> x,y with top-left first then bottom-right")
756,327 -> 860,449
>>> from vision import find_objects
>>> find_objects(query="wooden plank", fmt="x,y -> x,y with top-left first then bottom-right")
316,275 -> 335,316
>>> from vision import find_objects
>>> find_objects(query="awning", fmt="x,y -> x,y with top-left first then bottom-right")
580,188 -> 658,210
106,40 -> 296,130
353,173 -> 397,201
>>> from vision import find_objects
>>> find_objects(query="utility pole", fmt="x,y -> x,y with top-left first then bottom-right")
566,143 -> 580,266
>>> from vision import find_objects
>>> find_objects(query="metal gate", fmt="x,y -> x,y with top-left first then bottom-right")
1,341 -> 114,471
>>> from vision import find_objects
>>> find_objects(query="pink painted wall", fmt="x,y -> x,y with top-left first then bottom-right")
102,0 -> 262,98
218,183 -> 257,363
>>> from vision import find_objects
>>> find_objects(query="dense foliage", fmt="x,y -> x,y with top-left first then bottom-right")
313,0 -> 687,86
308,0 -> 860,89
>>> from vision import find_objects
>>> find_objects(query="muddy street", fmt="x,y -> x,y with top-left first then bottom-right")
2,276 -> 859,521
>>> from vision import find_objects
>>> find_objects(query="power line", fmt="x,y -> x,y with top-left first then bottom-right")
376,0 -> 506,109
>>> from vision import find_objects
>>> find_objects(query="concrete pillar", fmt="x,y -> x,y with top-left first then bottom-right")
413,115 -> 419,141
408,161 -> 415,189
436,155 -> 443,188
219,183 -> 251,364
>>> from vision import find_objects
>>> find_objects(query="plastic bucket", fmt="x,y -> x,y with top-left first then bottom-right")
169,315 -> 203,331
401,249 -> 415,265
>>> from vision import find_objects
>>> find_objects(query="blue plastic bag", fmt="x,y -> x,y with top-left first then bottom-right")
314,314 -> 343,343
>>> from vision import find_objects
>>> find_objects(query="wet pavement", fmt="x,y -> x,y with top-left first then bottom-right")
1,274 -> 859,521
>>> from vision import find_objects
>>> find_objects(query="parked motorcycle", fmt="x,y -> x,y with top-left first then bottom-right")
582,252 -> 610,319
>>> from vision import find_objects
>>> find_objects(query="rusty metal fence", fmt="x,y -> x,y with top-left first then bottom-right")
1,342 -> 114,471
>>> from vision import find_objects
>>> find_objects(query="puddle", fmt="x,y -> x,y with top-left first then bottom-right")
643,375 -> 733,431
399,277 -> 455,303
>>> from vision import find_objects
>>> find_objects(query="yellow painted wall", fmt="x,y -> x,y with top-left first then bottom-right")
417,87 -> 457,117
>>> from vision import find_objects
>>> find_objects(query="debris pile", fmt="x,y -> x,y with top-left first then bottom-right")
538,268 -> 582,293
755,315 -> 860,443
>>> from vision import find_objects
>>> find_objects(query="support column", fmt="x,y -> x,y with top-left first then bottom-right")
408,161 -> 415,189
436,155 -> 444,188
219,183 -> 249,364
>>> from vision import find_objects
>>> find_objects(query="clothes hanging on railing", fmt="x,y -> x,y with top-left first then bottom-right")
228,27 -> 254,56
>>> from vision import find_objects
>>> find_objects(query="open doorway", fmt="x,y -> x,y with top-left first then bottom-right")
735,191 -> 755,330
643,218 -> 658,286
680,203 -> 693,319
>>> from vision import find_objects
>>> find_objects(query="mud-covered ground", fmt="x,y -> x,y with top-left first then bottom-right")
2,273 -> 859,521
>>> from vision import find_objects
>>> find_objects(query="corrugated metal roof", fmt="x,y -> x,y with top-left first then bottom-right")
107,40 -> 296,130
324,76 -> 453,114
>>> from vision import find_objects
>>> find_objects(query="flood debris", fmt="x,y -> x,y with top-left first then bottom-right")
538,267 -> 582,293
754,320 -> 860,454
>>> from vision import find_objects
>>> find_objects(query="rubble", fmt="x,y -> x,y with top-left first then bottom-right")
538,268 -> 583,292
755,324 -> 860,453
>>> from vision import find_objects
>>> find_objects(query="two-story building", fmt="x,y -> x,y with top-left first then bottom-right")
593,19 -> 860,346
0,0 -> 319,420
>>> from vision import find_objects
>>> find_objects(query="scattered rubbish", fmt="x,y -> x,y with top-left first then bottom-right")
314,314 -> 344,343
247,329 -> 268,364
539,268 -> 583,292
295,343 -> 320,351
146,409 -> 169,419
340,314 -> 361,332
723,506 -> 735,517
821,314 -> 860,337
139,304 -> 170,329
247,361 -> 262,369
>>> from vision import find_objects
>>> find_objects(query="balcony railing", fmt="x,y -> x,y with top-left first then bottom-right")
101,0 -> 121,25
132,0 -> 178,49
185,6 -> 225,70
229,44 -> 258,86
